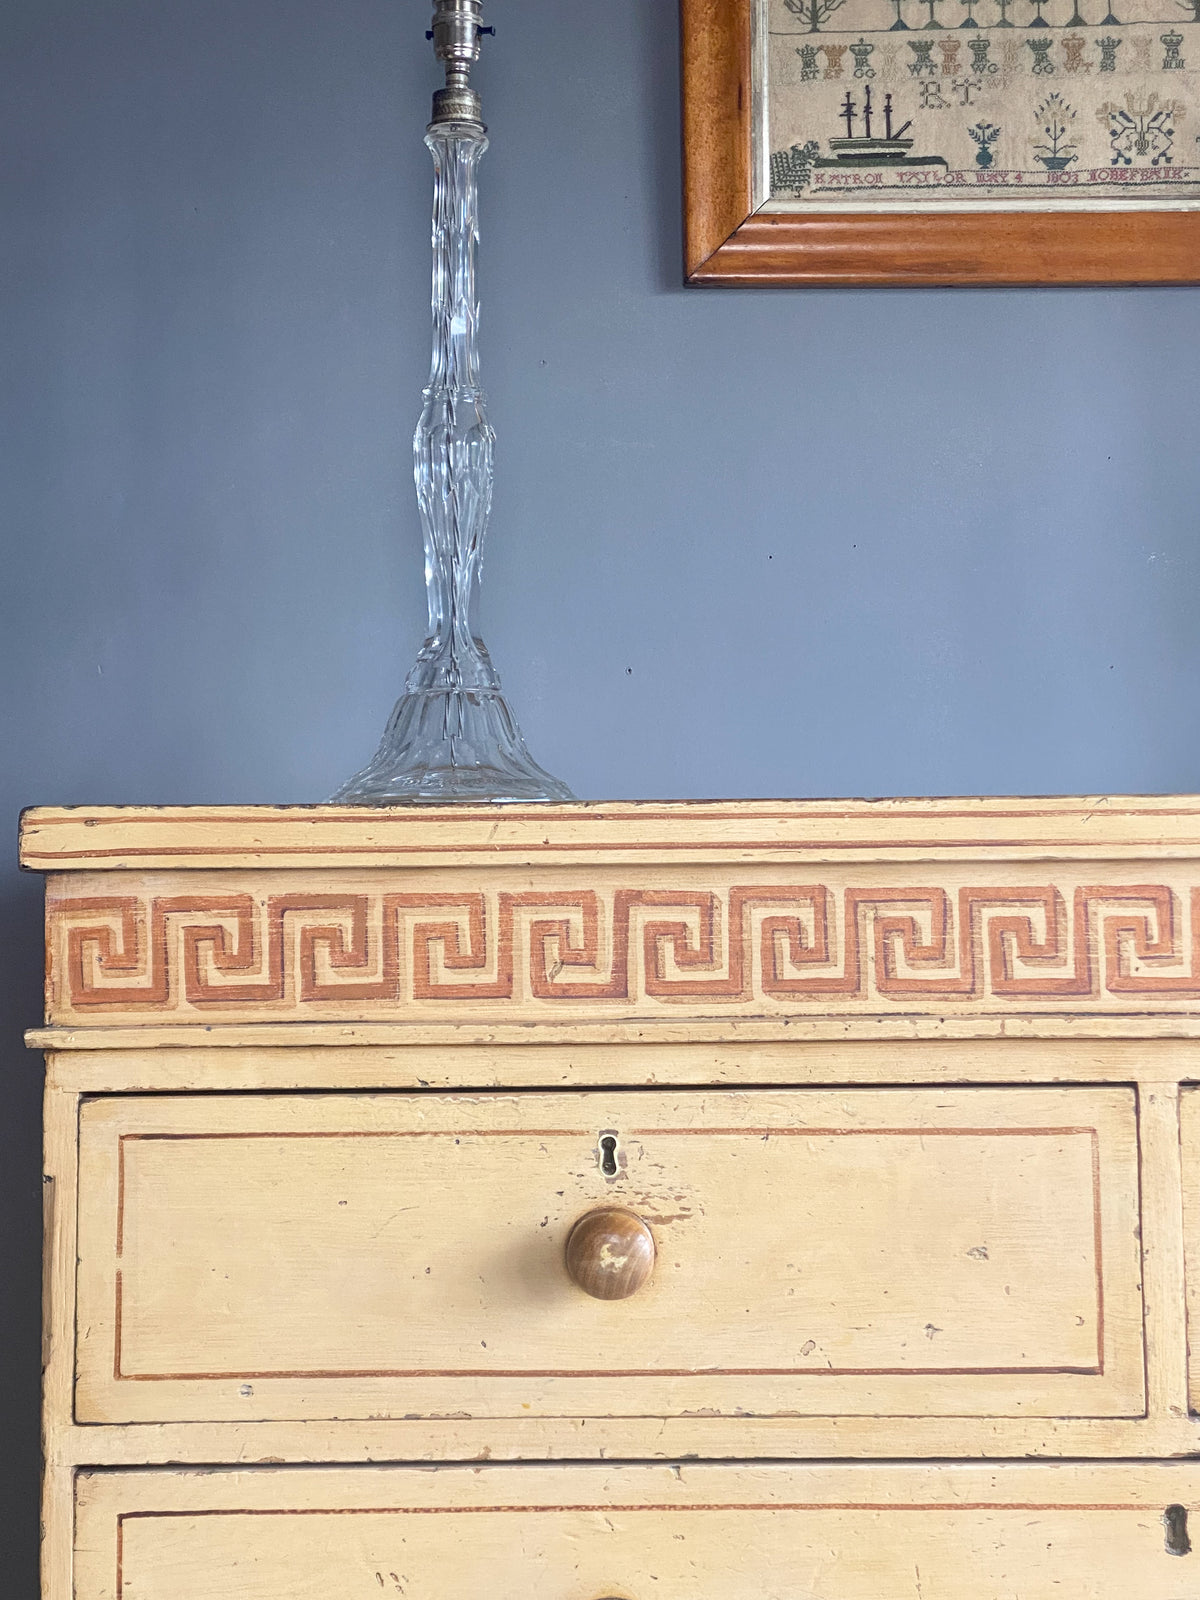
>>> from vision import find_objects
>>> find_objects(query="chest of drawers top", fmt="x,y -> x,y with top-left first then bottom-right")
23,794 -> 1200,1049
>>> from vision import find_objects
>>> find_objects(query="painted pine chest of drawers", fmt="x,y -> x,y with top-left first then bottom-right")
23,797 -> 1200,1598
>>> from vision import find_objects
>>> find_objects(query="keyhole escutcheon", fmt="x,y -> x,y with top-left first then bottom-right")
1164,1504 -> 1191,1556
597,1130 -> 621,1180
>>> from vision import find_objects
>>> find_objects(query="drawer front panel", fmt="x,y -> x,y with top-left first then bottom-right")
75,1088 -> 1144,1423
75,1463 -> 1199,1600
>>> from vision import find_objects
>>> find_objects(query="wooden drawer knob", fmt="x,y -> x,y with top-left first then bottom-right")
565,1208 -> 656,1300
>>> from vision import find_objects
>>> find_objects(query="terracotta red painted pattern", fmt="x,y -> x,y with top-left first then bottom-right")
46,880 -> 1200,1017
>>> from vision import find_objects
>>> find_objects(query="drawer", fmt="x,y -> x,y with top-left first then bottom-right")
75,1462 -> 1200,1599
74,1087 -> 1144,1424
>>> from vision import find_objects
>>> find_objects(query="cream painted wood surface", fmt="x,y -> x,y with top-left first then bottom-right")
41,1083 -> 76,1600
30,1018 -> 1200,1054
74,1087 -> 1142,1425
1177,1086 -> 1200,1417
27,800 -> 1200,1599
73,1462 -> 1200,1600
41,1040 -> 1193,1468
26,795 -> 1200,870
44,1411 -> 1200,1469
37,1035 -> 1200,1090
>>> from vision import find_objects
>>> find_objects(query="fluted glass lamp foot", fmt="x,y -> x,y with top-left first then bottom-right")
331,7 -> 573,808
331,686 -> 575,805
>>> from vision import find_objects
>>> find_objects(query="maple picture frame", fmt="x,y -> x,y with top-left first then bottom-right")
681,0 -> 1200,285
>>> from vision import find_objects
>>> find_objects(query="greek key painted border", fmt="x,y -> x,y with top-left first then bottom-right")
45,879 -> 1200,1020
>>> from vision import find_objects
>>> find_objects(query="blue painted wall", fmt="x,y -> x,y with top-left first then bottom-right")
3,0 -> 1199,1582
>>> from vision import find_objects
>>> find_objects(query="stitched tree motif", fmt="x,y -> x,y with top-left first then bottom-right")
784,0 -> 849,31
1033,92 -> 1078,165
969,119 -> 1002,164
1098,92 -> 1184,164
770,140 -> 822,195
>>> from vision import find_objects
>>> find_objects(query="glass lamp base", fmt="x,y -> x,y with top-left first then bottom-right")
332,124 -> 575,811
330,686 -> 575,805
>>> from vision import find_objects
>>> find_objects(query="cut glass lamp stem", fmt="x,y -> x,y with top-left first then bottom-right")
333,4 -> 574,804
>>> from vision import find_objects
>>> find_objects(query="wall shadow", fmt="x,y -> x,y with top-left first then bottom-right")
0,864 -> 50,1595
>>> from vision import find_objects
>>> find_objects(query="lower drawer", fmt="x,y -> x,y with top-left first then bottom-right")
76,1463 -> 1198,1598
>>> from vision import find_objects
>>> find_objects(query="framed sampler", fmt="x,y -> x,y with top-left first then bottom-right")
682,0 -> 1200,282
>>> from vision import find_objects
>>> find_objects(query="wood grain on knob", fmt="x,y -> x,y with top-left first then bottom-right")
565,1208 -> 656,1300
